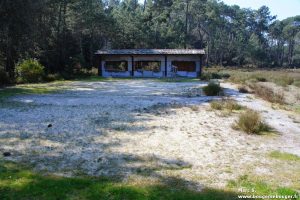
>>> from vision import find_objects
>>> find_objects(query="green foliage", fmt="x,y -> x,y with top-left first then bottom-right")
203,82 -> 223,96
16,59 -> 45,83
0,160 -> 239,200
234,109 -> 271,134
269,151 -> 300,161
0,67 -> 10,86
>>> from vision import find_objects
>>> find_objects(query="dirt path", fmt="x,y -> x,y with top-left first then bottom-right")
0,80 -> 299,189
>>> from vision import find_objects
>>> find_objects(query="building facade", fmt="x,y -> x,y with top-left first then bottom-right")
95,49 -> 205,78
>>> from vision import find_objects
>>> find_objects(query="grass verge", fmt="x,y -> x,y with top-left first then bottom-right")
0,160 -> 241,200
0,81 -> 69,99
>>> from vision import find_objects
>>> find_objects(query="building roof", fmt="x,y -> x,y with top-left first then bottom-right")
95,49 -> 205,55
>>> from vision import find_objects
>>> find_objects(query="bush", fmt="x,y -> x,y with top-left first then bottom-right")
210,101 -> 223,110
16,59 -> 45,83
211,72 -> 222,79
203,82 -> 223,96
235,109 -> 270,134
238,86 -> 249,93
0,67 -> 10,86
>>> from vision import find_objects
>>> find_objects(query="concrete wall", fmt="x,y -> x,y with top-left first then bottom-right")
100,55 -> 202,78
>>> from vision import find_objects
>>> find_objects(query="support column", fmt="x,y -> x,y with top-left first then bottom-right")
164,55 -> 167,77
131,55 -> 134,77
198,55 -> 202,78
98,56 -> 102,76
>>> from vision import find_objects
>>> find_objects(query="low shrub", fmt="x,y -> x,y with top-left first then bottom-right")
16,59 -> 45,83
203,82 -> 223,96
211,72 -> 222,79
210,101 -> 223,110
238,86 -> 249,93
235,109 -> 270,134
0,67 -> 10,86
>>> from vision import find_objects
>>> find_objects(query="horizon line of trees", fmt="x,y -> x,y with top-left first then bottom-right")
0,0 -> 300,80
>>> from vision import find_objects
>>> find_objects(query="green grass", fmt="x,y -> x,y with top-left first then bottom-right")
227,175 -> 299,199
269,151 -> 300,162
0,160 -> 240,200
0,81 -> 70,99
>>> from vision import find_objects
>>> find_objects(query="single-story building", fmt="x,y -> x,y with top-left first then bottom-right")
94,49 -> 205,78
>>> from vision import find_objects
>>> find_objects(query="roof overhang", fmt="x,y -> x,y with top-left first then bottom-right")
95,49 -> 205,55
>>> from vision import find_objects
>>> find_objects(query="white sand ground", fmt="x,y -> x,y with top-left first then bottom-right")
0,80 -> 299,189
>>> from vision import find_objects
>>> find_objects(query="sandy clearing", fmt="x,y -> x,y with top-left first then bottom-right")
0,80 -> 299,189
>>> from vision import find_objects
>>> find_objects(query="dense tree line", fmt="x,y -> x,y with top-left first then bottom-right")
0,0 -> 300,80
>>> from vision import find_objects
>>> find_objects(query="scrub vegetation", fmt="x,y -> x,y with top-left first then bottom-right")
203,82 -> 223,96
233,109 -> 271,134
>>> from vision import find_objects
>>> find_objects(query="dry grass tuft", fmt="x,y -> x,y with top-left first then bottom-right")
210,99 -> 243,112
210,101 -> 223,110
234,109 -> 271,134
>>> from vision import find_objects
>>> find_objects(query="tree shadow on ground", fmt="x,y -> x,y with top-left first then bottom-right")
0,159 -> 241,200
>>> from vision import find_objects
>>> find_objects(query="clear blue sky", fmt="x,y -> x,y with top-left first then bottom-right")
221,0 -> 300,20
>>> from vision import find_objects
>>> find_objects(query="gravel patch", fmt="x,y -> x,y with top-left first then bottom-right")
0,80 -> 299,189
